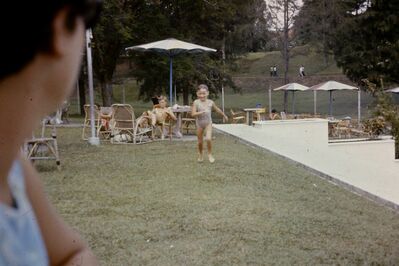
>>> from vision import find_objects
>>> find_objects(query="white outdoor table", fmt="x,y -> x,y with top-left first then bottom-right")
171,106 -> 191,138
243,108 -> 264,125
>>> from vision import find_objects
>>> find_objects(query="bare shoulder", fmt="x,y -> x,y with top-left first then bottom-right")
19,155 -> 96,265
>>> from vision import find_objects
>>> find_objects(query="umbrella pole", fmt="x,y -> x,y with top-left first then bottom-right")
268,87 -> 272,115
86,29 -> 99,146
358,89 -> 361,126
174,84 -> 177,105
329,90 -> 333,117
292,91 -> 295,115
313,90 -> 317,115
169,56 -> 173,103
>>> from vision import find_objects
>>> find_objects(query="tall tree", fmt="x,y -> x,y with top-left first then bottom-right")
333,0 -> 399,157
267,0 -> 301,111
92,0 -> 134,106
294,0 -> 362,67
333,0 -> 399,85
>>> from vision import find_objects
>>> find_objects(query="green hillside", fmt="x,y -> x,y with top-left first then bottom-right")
229,45 -> 342,77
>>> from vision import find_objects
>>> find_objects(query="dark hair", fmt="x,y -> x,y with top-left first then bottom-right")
271,109 -> 277,113
197,84 -> 209,91
0,1 -> 101,80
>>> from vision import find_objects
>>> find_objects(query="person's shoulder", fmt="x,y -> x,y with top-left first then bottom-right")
207,99 -> 214,105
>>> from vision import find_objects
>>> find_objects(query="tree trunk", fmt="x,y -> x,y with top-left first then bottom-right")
101,81 -> 113,107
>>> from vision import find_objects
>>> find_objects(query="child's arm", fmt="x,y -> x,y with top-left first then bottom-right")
166,109 -> 177,120
22,156 -> 98,266
212,103 -> 228,121
191,101 -> 205,117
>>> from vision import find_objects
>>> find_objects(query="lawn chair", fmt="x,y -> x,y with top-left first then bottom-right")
230,109 -> 245,124
82,104 -> 100,140
24,120 -> 60,170
253,108 -> 266,122
280,112 -> 287,120
110,104 -> 152,144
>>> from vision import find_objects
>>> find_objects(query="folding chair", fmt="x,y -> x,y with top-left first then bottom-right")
24,120 -> 60,170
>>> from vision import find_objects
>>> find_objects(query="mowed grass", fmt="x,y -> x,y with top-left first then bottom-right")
38,128 -> 399,265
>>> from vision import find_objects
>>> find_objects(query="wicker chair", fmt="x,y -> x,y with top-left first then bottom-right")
110,104 -> 152,144
230,109 -> 245,124
82,104 -> 100,140
24,120 -> 60,170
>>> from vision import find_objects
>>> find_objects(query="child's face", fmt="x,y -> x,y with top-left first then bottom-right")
197,88 -> 208,101
159,99 -> 167,108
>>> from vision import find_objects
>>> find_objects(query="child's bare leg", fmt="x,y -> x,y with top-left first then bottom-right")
150,113 -> 156,126
204,124 -> 215,163
207,140 -> 212,154
197,128 -> 204,162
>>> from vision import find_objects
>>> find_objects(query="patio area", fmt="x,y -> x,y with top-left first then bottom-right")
38,127 -> 399,265
214,119 -> 399,207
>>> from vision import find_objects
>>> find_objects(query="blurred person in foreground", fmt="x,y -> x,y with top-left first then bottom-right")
0,1 -> 101,265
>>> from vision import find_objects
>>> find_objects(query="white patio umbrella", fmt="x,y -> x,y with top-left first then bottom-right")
386,87 -> 399,93
126,38 -> 216,103
311,80 -> 359,120
274,83 -> 310,114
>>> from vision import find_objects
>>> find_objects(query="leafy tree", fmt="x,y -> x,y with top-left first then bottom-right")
294,0 -> 345,66
267,0 -> 301,111
334,0 -> 399,86
92,0 -> 134,106
333,0 -> 399,157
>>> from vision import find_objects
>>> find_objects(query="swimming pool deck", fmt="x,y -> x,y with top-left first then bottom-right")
214,121 -> 399,209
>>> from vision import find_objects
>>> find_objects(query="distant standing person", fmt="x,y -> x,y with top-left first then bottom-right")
273,65 -> 278,77
299,65 -> 306,77
270,66 -> 274,77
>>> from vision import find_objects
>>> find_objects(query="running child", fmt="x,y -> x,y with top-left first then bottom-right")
191,84 -> 228,163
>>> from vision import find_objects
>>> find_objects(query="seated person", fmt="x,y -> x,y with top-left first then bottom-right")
269,109 -> 281,120
151,94 -> 161,109
99,107 -> 113,131
145,97 -> 177,139
152,96 -> 176,124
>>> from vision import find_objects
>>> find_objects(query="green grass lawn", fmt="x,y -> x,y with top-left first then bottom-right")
38,128 -> 399,265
